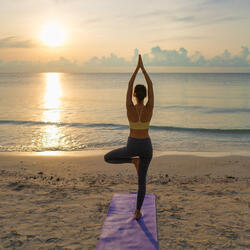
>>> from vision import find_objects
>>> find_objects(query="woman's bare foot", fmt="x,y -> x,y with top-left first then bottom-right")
134,209 -> 142,220
131,157 -> 140,176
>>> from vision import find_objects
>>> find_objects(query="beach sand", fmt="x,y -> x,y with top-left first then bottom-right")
0,151 -> 250,249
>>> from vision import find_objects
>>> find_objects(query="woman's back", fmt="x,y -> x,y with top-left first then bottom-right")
127,103 -> 153,138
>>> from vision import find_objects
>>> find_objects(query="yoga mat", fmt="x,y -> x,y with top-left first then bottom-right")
96,193 -> 158,250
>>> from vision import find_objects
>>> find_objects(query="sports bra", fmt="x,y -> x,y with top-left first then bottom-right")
129,106 -> 150,130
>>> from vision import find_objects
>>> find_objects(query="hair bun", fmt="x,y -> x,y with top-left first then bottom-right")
134,84 -> 146,102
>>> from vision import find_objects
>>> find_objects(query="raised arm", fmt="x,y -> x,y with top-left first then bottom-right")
140,56 -> 154,108
126,62 -> 139,108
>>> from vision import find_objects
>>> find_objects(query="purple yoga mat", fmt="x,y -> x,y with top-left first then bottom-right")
96,193 -> 158,250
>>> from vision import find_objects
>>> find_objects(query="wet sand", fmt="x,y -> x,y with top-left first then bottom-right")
0,152 -> 250,249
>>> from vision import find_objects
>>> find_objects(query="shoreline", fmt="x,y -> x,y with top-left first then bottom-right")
0,150 -> 250,178
1,149 -> 250,158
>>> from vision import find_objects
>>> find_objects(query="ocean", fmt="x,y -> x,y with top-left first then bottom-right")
0,72 -> 250,155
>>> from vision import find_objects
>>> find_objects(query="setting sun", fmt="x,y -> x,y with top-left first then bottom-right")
40,23 -> 65,47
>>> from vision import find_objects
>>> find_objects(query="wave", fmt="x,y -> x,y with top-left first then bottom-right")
1,119 -> 250,135
158,105 -> 204,110
205,108 -> 250,114
150,125 -> 250,134
0,120 -> 128,129
158,105 -> 250,114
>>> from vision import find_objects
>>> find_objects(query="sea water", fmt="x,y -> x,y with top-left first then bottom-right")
0,72 -> 250,154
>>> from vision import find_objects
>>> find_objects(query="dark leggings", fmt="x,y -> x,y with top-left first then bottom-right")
104,136 -> 153,210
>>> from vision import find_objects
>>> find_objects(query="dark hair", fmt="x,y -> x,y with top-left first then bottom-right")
134,84 -> 146,102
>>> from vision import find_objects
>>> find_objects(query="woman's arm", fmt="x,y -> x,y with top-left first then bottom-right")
126,63 -> 139,108
140,56 -> 154,108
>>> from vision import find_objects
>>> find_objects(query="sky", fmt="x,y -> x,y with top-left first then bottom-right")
0,0 -> 250,72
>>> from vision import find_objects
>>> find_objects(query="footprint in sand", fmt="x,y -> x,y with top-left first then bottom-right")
4,240 -> 23,248
45,237 -> 62,243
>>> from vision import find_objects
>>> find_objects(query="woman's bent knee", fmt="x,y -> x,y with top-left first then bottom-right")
104,153 -> 110,163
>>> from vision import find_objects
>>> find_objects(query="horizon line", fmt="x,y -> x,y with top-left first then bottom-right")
0,71 -> 250,74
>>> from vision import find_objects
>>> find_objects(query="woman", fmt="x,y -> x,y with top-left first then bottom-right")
104,54 -> 154,220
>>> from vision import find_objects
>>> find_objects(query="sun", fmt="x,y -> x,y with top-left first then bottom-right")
40,23 -> 65,47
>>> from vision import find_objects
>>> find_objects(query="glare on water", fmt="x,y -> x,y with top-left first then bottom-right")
43,72 -> 62,122
42,73 -> 64,150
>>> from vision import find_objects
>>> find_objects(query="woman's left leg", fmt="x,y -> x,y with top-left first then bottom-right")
136,156 -> 151,210
135,137 -> 153,211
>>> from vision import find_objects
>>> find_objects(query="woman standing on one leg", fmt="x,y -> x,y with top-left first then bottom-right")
104,54 -> 154,220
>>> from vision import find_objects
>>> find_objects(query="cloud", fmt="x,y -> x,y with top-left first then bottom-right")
0,36 -> 37,48
173,16 -> 196,22
151,36 -> 207,43
134,10 -> 171,19
53,0 -> 81,3
201,0 -> 234,6
207,46 -> 250,67
172,15 -> 245,31
84,46 -> 250,68
143,46 -> 192,66
133,6 -> 245,31
83,53 -> 132,68
134,10 -> 197,23
0,46 -> 249,72
0,57 -> 80,72
211,16 -> 246,24
83,17 -> 102,24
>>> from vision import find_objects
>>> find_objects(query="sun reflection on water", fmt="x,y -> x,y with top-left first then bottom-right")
42,73 -> 64,151
43,73 -> 62,122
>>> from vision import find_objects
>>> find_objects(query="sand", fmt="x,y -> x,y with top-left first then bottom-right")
0,151 -> 250,249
